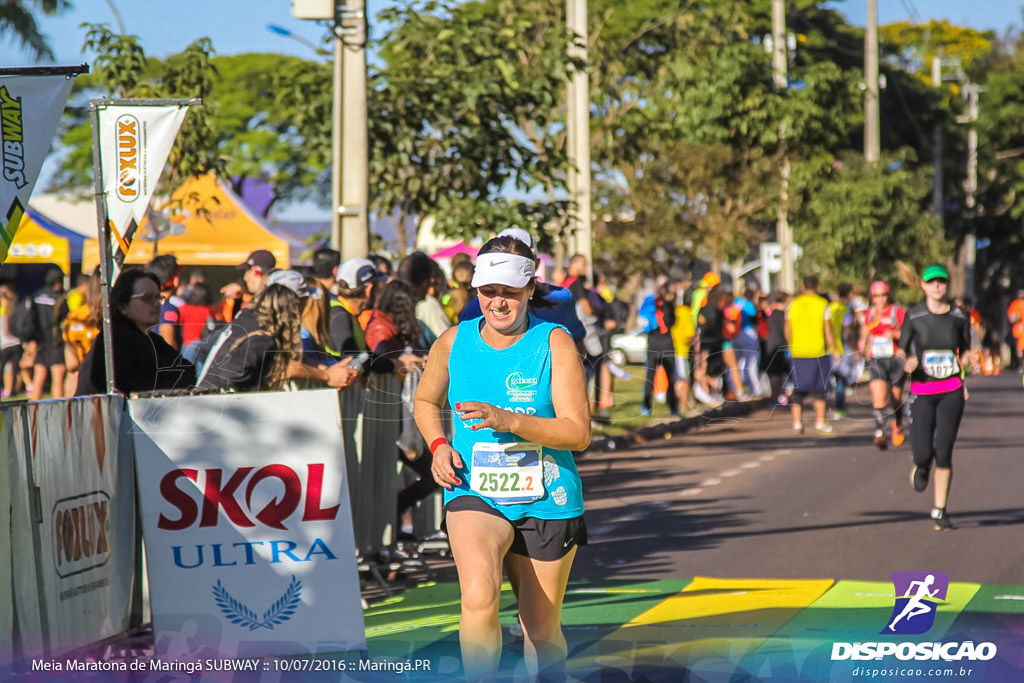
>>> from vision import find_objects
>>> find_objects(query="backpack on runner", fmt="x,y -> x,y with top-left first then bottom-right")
9,297 -> 37,341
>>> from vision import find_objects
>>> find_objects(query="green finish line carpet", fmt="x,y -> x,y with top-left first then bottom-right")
361,577 -> 1024,682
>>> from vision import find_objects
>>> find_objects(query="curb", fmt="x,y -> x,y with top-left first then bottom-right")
586,398 -> 772,453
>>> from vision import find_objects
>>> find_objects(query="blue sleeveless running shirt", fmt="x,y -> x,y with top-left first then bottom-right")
446,312 -> 585,520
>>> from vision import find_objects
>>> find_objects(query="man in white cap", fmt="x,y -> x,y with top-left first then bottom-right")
329,258 -> 387,358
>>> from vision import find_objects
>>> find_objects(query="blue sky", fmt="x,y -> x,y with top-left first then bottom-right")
0,0 -> 1018,66
0,0 -> 386,65
827,0 -> 1021,32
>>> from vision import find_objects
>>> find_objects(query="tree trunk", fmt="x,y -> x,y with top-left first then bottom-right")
948,241 -> 969,299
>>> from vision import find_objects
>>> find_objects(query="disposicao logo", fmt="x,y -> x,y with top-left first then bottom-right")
831,571 -> 998,663
884,571 -> 948,635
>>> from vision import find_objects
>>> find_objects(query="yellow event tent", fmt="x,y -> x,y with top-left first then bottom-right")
82,173 -> 290,272
5,208 -> 82,274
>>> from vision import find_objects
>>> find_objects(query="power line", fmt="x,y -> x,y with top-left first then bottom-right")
900,0 -> 922,24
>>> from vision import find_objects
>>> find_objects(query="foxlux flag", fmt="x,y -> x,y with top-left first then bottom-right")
0,75 -> 75,265
98,104 -> 189,279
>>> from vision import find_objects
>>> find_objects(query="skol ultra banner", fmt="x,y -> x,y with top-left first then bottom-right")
130,390 -> 366,660
98,104 -> 189,280
0,75 -> 75,265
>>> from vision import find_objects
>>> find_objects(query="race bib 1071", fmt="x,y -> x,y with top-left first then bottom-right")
922,350 -> 959,379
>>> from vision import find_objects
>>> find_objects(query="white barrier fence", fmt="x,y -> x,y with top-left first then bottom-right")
4,396 -> 135,662
0,374 -> 437,668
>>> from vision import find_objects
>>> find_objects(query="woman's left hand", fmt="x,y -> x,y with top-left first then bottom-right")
456,401 -> 515,432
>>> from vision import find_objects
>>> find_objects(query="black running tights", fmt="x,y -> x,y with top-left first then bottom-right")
909,389 -> 965,469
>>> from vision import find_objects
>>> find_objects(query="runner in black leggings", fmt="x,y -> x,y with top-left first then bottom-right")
897,265 -> 980,531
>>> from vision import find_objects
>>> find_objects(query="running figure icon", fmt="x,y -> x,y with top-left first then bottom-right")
887,574 -> 939,632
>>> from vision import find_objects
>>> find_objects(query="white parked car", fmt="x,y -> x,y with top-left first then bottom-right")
607,327 -> 648,366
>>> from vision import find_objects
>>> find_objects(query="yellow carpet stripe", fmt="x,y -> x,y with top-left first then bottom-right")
568,577 -> 834,672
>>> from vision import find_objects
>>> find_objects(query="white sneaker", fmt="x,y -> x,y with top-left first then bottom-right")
815,423 -> 833,434
607,362 -> 631,380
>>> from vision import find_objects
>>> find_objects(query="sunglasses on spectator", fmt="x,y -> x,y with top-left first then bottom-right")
131,293 -> 165,304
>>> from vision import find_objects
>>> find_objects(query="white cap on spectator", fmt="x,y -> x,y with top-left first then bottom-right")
338,258 -> 386,289
264,269 -> 310,298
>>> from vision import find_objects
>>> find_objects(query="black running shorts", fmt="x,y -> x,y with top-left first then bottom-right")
866,357 -> 905,385
0,345 -> 22,372
443,495 -> 587,561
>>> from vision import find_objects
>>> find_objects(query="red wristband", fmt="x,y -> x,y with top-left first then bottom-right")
429,438 -> 448,455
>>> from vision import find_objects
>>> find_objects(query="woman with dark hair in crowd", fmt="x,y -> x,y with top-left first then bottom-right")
365,278 -> 427,373
414,234 -> 590,680
76,269 -> 196,396
197,272 -> 305,392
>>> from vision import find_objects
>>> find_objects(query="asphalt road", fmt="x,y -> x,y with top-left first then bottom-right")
575,372 -> 1024,586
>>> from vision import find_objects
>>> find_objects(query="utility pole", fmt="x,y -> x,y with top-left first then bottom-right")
337,0 -> 369,259
292,0 -> 370,259
330,24 -> 344,253
864,0 -> 880,162
960,84 -> 981,299
772,0 -> 795,293
932,54 -> 943,230
566,0 -> 592,278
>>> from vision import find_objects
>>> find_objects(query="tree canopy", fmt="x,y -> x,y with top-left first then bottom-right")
45,3 -> 1022,296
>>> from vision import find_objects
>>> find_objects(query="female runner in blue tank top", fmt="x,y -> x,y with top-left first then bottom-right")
415,235 -> 590,680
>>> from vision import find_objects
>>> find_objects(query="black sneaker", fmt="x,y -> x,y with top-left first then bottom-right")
931,507 -> 955,531
911,465 -> 930,492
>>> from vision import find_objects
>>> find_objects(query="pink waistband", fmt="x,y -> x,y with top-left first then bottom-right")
911,377 -> 963,395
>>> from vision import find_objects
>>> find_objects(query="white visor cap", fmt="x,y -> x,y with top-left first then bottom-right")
496,227 -> 536,251
471,253 -> 536,289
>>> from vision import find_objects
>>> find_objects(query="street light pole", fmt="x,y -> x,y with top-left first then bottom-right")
772,0 -> 795,294
331,25 -> 344,253
864,0 -> 881,163
267,23 -> 328,56
932,54 -> 944,231
566,0 -> 592,278
290,1 -> 368,258
337,0 -> 369,260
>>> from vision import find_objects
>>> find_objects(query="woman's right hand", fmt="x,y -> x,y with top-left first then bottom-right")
903,356 -> 919,374
431,444 -> 463,490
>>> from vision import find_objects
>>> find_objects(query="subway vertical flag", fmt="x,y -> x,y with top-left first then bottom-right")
0,75 -> 76,266
97,104 -> 189,281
